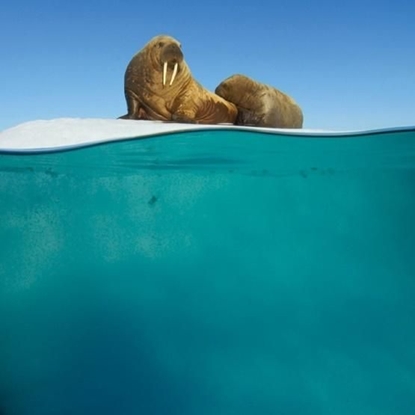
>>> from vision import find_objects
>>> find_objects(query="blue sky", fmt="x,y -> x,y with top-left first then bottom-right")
1,0 -> 414,131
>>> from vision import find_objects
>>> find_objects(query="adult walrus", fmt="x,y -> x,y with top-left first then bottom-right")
215,74 -> 303,129
119,35 -> 237,124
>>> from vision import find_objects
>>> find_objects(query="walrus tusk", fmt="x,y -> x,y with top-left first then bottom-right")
163,62 -> 168,86
169,63 -> 178,86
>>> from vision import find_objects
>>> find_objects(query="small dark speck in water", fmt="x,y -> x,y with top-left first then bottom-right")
45,168 -> 59,178
148,195 -> 158,206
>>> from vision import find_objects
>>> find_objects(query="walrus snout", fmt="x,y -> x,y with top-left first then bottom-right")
160,43 -> 183,64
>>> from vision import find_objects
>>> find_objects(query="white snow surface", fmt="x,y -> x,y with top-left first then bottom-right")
0,118 -> 412,152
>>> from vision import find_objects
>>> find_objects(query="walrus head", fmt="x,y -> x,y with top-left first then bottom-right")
215,74 -> 259,104
145,35 -> 186,88
215,74 -> 264,123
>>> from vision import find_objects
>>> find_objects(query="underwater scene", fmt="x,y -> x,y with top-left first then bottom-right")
1,127 -> 415,414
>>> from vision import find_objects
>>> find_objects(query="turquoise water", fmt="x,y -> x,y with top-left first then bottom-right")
1,128 -> 415,414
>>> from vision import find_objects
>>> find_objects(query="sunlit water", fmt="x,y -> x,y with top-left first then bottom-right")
1,129 -> 415,414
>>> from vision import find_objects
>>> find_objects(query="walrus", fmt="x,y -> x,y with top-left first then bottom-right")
119,35 -> 237,124
214,74 -> 303,129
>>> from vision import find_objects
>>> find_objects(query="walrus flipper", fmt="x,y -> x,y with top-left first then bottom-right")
118,89 -> 148,120
235,107 -> 264,126
171,113 -> 198,124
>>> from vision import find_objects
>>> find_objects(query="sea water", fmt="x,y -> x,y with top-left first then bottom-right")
0,129 -> 415,414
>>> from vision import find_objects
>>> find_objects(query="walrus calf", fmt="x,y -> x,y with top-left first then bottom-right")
119,35 -> 237,124
215,74 -> 303,129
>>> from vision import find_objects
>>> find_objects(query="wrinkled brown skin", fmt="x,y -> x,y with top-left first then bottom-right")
119,35 -> 237,124
215,74 -> 304,129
